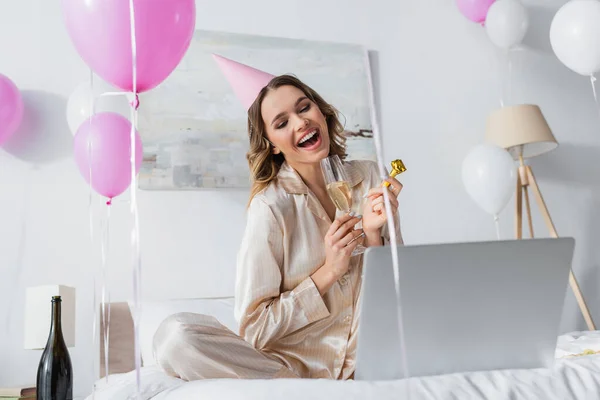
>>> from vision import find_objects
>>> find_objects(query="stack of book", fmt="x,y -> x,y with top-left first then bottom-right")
0,385 -> 36,400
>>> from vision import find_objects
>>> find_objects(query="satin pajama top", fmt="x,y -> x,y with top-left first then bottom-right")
234,159 -> 403,379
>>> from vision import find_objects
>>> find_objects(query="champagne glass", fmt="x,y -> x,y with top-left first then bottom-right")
321,155 -> 366,256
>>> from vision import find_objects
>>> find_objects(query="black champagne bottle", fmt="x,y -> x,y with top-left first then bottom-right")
36,296 -> 73,400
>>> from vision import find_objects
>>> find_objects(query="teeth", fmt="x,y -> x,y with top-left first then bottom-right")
298,130 -> 317,144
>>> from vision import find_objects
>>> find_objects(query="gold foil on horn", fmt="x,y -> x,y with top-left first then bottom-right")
382,159 -> 406,187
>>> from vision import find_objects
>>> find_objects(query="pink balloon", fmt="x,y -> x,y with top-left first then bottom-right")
74,112 -> 143,200
62,0 -> 195,93
456,0 -> 496,23
0,73 -> 24,146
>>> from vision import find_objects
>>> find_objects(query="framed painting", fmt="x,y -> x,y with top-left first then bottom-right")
137,30 -> 376,190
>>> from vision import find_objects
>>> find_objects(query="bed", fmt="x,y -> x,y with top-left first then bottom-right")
90,299 -> 600,400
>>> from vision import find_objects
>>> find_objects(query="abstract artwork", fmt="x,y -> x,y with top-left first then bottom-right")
137,30 -> 376,190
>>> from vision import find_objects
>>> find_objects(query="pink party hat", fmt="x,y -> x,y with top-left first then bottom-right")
212,54 -> 275,111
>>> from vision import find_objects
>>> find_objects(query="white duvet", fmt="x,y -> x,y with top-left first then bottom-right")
86,331 -> 600,400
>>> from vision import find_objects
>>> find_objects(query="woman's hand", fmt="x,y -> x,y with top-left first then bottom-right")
361,177 -> 402,244
324,212 -> 364,277
311,213 -> 364,295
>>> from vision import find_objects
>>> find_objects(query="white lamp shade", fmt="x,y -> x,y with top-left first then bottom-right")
24,285 -> 76,350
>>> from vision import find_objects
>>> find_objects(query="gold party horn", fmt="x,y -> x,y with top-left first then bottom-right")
382,159 -> 406,188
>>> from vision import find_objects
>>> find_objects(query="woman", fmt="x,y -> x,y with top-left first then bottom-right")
153,57 -> 403,381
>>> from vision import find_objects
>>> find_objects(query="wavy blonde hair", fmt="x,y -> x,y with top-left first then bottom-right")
246,75 -> 347,205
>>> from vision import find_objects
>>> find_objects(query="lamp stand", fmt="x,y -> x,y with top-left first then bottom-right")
515,156 -> 596,331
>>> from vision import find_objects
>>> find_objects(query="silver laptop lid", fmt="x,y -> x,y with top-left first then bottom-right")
355,238 -> 575,380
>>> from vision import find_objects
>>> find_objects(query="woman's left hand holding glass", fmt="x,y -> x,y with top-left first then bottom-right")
361,177 -> 402,247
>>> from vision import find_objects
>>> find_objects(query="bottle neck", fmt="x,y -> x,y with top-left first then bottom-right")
50,299 -> 63,338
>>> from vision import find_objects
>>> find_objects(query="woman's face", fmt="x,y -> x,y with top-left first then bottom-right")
261,85 -> 330,168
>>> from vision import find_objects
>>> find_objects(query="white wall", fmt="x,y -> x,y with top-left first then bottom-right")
1,0 -> 598,396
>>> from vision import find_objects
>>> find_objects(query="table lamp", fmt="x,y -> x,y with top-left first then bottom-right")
485,104 -> 595,331
24,285 -> 76,350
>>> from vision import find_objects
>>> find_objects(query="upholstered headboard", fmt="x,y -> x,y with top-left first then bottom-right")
99,302 -> 135,377
98,298 -> 237,377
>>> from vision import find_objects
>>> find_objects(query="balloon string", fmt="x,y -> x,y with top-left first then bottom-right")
591,74 -> 600,123
498,49 -> 505,107
363,49 -> 411,392
88,70 -> 100,400
91,277 -> 97,400
128,0 -> 143,397
98,91 -> 128,98
494,214 -> 501,240
100,200 -> 112,382
88,72 -> 95,247
4,170 -> 32,355
499,49 -> 512,108
507,50 -> 512,106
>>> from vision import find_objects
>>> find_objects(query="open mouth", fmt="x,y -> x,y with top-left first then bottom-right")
297,129 -> 321,149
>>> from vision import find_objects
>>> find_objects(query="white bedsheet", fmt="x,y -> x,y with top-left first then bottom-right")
86,331 -> 600,400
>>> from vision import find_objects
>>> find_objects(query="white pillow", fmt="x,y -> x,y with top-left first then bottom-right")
128,297 -> 238,367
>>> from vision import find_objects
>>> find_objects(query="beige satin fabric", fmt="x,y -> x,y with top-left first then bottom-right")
153,313 -> 298,380
153,159 -> 403,381
235,160 -> 403,380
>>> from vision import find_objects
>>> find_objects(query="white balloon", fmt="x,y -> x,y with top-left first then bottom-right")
462,144 -> 517,216
550,0 -> 600,76
66,81 -> 131,136
485,0 -> 529,49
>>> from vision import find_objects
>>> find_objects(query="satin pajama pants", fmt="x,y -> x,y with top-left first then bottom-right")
152,312 -> 299,380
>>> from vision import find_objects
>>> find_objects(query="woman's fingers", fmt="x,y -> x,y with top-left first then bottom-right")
373,204 -> 398,213
365,178 -> 402,200
383,177 -> 403,197
371,195 -> 398,210
338,229 -> 365,250
329,215 -> 362,244
326,212 -> 358,237
365,187 -> 385,199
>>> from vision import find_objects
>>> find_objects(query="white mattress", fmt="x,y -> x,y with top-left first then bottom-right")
87,331 -> 600,400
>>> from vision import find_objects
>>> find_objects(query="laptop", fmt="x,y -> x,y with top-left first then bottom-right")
354,238 -> 575,381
